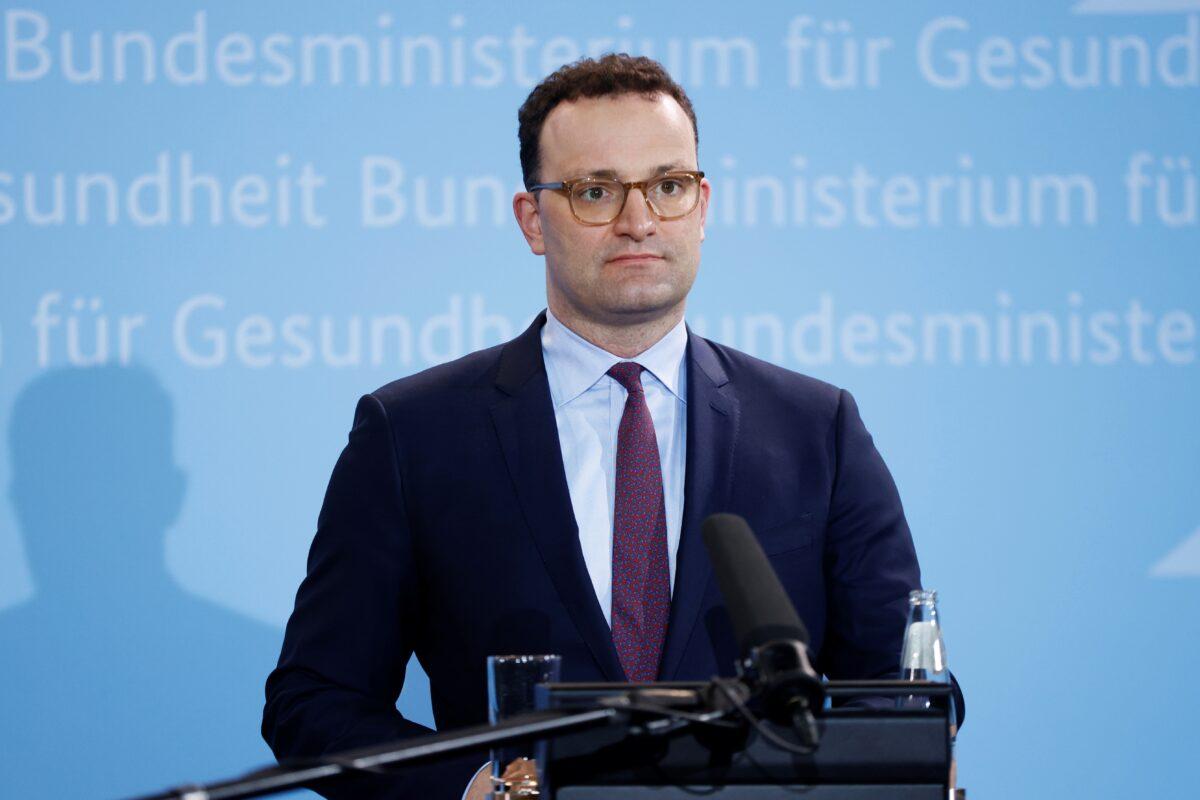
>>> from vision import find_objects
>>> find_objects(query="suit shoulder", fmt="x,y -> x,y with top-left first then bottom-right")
697,336 -> 844,418
368,341 -> 505,411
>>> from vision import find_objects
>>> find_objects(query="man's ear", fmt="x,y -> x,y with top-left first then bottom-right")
513,192 -> 546,255
698,177 -> 711,243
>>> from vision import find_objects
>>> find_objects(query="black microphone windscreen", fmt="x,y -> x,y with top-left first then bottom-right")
701,513 -> 810,655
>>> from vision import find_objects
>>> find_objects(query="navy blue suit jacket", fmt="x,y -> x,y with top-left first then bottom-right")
263,312 -> 954,798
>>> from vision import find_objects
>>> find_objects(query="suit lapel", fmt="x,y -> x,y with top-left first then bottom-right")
489,313 -> 626,681
659,332 -> 739,680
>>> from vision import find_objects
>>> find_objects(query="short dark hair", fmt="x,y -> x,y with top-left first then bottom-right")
517,53 -> 699,190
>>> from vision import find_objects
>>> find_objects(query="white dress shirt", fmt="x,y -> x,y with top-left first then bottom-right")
464,311 -> 691,796
540,309 -> 688,625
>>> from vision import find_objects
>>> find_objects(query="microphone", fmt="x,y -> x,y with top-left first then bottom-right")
702,513 -> 825,747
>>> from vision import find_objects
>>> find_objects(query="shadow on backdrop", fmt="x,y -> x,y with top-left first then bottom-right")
0,366 -> 297,799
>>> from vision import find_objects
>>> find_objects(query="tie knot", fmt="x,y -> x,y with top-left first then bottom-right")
607,362 -> 646,394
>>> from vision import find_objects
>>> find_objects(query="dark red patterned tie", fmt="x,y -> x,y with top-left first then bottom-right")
606,362 -> 670,683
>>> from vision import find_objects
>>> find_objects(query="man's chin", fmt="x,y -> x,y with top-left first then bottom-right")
598,293 -> 687,324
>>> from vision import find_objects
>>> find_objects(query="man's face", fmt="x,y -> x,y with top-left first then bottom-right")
514,93 -> 710,329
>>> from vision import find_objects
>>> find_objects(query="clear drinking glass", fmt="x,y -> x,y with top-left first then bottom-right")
487,654 -> 562,799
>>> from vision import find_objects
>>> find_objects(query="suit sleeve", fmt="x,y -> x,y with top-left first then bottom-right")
262,394 -> 481,798
818,389 -> 965,727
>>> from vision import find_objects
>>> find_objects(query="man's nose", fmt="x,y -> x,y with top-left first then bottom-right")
612,187 -> 656,240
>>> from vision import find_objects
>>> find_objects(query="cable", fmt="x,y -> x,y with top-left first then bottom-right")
712,679 -> 817,757
596,696 -> 743,731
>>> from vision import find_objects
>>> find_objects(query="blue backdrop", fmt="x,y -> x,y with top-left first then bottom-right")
2,1 -> 1199,798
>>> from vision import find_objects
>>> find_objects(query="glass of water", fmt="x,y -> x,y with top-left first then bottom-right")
487,654 -> 561,799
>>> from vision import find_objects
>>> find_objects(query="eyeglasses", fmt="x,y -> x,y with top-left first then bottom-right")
528,170 -> 705,225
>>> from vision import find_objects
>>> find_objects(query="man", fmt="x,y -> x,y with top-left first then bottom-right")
263,54 -> 960,800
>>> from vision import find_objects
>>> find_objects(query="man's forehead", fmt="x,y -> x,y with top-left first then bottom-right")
540,93 -> 697,178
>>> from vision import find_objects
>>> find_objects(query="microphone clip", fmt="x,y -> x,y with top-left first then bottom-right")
737,638 -> 825,750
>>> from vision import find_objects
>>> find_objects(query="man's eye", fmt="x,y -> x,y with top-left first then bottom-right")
581,186 -> 609,202
658,180 -> 681,195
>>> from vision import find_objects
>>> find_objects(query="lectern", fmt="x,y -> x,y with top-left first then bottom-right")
538,680 -> 955,800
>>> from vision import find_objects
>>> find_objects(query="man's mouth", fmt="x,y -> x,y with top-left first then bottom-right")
607,253 -> 665,264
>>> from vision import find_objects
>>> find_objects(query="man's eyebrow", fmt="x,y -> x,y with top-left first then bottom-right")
571,163 -> 692,180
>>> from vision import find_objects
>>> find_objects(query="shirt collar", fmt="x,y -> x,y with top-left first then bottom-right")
541,308 -> 688,407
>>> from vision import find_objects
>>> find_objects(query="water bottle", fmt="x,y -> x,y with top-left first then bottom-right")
898,589 -> 957,740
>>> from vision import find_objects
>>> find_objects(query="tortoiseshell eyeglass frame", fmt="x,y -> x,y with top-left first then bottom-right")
528,170 -> 706,225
